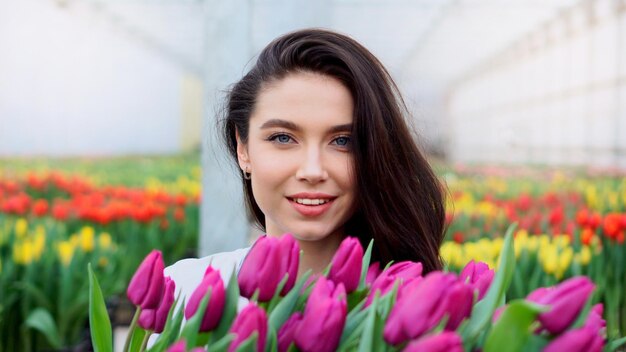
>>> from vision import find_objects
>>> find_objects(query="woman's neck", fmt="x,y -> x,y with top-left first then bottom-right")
295,235 -> 342,279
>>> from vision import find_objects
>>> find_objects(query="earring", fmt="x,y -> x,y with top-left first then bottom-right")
243,166 -> 251,180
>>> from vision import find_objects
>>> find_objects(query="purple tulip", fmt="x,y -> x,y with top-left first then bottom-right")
526,276 -> 595,334
403,332 -> 464,352
366,262 -> 381,286
294,277 -> 347,352
544,326 -> 604,352
277,312 -> 303,352
383,272 -> 456,345
492,305 -> 506,323
280,234 -> 300,295
585,304 -> 606,331
444,279 -> 474,330
238,234 -> 300,301
185,266 -> 225,332
127,250 -> 165,309
138,309 -> 155,331
459,260 -> 494,300
228,303 -> 268,352
367,261 -> 423,306
139,276 -> 176,333
526,286 -> 550,302
166,340 -> 186,352
328,237 -> 363,293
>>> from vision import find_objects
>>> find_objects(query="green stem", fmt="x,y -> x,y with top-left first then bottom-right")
139,330 -> 152,352
123,307 -> 141,352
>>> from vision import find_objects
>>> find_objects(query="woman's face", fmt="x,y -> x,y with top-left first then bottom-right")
237,71 -> 356,245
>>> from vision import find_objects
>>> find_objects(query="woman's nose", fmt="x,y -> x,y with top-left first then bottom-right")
295,147 -> 328,183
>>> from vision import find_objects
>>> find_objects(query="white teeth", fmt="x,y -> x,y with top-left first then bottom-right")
294,198 -> 330,205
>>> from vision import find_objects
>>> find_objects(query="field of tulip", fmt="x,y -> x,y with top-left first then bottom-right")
440,165 -> 626,340
0,155 -> 200,350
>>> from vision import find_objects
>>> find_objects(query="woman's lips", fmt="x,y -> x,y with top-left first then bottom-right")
287,197 -> 335,217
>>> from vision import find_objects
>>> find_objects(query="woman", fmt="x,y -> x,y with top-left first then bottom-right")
165,28 -> 446,303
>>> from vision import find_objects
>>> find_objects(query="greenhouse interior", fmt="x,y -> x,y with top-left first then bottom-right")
1,0 -> 626,351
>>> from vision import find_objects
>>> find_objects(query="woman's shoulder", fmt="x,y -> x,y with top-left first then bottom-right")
164,247 -> 251,301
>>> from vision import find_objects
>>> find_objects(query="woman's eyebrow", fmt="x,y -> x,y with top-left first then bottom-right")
260,119 -> 300,131
260,119 -> 352,134
328,123 -> 352,134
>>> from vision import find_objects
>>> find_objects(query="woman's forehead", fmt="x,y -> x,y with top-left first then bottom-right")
251,72 -> 354,129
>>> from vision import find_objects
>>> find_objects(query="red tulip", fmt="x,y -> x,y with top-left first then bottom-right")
328,237 -> 363,293
32,199 -> 49,217
228,303 -> 268,352
184,266 -> 225,332
127,250 -> 165,309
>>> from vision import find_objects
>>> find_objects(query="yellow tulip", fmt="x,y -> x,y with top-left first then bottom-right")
15,218 -> 28,238
98,232 -> 112,249
579,245 -> 591,265
33,232 -> 45,260
98,257 -> 109,267
13,241 -> 34,264
57,241 -> 75,266
79,227 -> 95,252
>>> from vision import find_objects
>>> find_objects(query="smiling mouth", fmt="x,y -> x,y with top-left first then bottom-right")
288,197 -> 333,206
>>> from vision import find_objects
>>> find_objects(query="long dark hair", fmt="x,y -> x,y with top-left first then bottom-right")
221,28 -> 446,273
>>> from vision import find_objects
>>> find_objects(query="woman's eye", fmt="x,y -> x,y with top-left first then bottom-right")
333,136 -> 351,147
269,134 -> 294,144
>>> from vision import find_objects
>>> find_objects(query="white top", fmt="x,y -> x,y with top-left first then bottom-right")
164,247 -> 251,307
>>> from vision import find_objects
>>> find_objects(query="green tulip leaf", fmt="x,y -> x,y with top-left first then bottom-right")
88,263 -> 113,352
210,333 -> 235,352
234,331 -> 258,352
523,334 -> 549,351
339,302 -> 369,347
149,296 -> 185,352
13,281 -> 53,312
129,327 -> 147,352
213,268 -> 241,341
266,330 -> 278,352
267,274 -> 290,313
358,293 -> 383,352
484,300 -> 547,352
606,336 -> 626,352
268,270 -> 312,332
24,308 -> 62,349
460,223 -> 517,347
359,239 -> 374,290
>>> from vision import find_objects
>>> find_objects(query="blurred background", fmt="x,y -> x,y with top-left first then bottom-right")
1,0 -> 626,350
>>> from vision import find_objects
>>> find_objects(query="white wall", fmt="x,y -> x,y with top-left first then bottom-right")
0,0 -> 185,156
447,0 -> 626,169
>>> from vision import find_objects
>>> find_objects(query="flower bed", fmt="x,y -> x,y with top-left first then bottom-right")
0,163 -> 200,350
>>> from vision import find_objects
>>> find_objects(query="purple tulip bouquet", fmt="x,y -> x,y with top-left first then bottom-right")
88,224 -> 626,352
